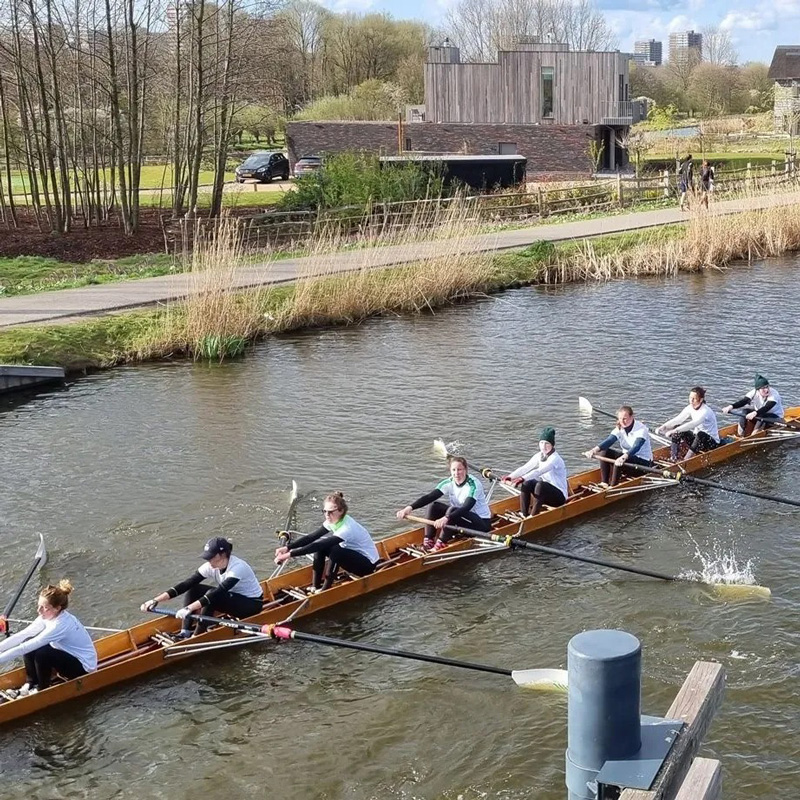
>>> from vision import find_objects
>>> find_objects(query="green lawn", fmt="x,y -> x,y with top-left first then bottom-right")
0,253 -> 176,296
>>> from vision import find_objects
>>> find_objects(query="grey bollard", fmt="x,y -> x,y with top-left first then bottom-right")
565,630 -> 642,800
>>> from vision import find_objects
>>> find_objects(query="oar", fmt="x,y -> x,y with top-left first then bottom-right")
0,534 -> 48,636
578,397 -> 671,446
433,438 -> 515,475
5,618 -> 122,634
590,453 -> 800,510
404,515 -> 770,599
148,608 -> 567,690
270,480 -> 300,579
722,410 -> 800,431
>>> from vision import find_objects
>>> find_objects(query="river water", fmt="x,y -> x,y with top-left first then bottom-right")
0,255 -> 798,799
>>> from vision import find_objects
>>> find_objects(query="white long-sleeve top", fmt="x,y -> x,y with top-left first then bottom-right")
507,451 -> 569,499
0,611 -> 98,672
745,387 -> 785,417
662,403 -> 720,442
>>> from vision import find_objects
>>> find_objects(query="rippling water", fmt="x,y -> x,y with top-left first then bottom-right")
0,255 -> 799,798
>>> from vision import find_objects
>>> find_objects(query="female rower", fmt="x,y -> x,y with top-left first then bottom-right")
722,375 -> 785,436
502,427 -> 568,516
655,386 -> 719,461
396,456 -> 492,551
0,580 -> 97,697
140,537 -> 263,637
274,492 -> 379,593
583,405 -> 654,487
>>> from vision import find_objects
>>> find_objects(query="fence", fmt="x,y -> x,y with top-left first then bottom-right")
162,155 -> 800,257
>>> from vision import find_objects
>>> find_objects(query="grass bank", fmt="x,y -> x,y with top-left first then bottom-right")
2,201 -> 799,373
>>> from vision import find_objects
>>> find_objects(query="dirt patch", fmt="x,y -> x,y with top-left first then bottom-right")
0,208 -> 169,261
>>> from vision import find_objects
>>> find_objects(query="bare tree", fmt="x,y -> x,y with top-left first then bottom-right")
702,26 -> 737,67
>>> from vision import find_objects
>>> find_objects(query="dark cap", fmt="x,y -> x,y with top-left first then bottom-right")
539,426 -> 556,446
202,536 -> 232,560
754,374 -> 769,389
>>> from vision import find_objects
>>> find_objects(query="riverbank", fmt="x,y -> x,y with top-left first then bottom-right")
2,198 -> 800,373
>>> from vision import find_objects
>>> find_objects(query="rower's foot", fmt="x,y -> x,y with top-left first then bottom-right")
421,538 -> 435,552
176,629 -> 194,640
597,481 -> 609,489
8,684 -> 38,699
432,540 -> 449,552
305,585 -> 323,595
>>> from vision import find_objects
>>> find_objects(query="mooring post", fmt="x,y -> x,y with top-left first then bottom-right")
565,629 -> 642,800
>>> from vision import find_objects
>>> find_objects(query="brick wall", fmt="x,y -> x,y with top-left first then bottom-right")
287,121 -> 601,178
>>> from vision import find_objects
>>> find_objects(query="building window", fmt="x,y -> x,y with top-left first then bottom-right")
499,142 -> 517,154
541,67 -> 554,118
619,74 -> 624,100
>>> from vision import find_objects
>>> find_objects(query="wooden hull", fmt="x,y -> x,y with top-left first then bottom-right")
1,409 -> 797,726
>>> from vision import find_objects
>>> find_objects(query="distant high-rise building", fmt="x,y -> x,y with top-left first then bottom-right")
634,39 -> 662,66
669,31 -> 703,64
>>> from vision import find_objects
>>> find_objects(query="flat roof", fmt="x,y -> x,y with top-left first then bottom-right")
380,154 -> 526,162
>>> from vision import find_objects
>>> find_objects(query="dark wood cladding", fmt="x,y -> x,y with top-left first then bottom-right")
424,50 -> 629,125
286,121 -> 601,177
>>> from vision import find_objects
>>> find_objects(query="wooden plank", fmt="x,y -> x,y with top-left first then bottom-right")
672,758 -> 721,800
620,661 -> 725,800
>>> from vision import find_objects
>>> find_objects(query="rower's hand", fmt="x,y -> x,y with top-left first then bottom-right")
721,405 -> 732,414
274,545 -> 289,558
396,505 -> 412,520
655,425 -> 665,436
583,449 -> 596,459
614,454 -> 627,467
433,516 -> 449,531
274,551 -> 292,565
175,607 -> 191,620
140,599 -> 158,612
746,411 -> 757,420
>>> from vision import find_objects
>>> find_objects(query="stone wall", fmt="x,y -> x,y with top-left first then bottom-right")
286,121 -> 602,178
773,81 -> 800,133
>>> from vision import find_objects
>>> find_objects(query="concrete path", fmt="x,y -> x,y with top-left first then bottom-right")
1,190 -> 798,329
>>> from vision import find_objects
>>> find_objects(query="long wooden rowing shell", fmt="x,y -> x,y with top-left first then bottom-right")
1,410 -> 797,726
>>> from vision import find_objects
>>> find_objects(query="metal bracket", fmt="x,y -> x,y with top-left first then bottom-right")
421,540 -> 509,564
739,430 -> 800,446
604,476 -> 680,497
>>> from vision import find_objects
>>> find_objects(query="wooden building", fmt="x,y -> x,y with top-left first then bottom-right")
287,39 -> 646,178
768,46 -> 800,134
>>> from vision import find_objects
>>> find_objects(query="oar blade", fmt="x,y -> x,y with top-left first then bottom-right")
511,668 -> 569,692
35,534 -> 47,570
433,438 -> 451,459
578,396 -> 594,416
289,480 -> 298,505
707,582 -> 771,601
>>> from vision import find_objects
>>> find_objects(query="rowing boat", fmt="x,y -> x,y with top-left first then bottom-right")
1,409 -> 797,726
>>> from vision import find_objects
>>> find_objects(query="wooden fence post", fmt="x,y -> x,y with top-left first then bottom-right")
772,159 -> 777,178
662,170 -> 670,198
617,173 -> 624,207
538,187 -> 547,218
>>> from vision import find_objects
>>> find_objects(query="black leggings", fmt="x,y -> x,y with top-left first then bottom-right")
670,430 -> 718,458
311,541 -> 376,590
598,449 -> 653,486
425,501 -> 492,543
183,584 -> 263,632
24,644 -> 87,690
734,409 -> 782,436
520,479 -> 566,516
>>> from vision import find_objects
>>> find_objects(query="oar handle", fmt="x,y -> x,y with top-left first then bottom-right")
147,606 -> 268,635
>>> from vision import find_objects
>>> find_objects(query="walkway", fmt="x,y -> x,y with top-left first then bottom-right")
1,191 -> 798,328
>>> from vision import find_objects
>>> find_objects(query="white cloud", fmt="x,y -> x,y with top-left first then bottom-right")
666,13 -> 698,32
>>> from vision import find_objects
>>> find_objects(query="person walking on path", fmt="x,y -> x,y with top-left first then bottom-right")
700,160 -> 715,209
678,154 -> 694,211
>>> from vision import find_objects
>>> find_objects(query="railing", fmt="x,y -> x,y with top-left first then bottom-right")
600,100 -> 647,124
161,155 -> 800,257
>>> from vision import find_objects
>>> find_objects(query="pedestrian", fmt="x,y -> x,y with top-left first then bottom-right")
700,159 -> 714,208
678,154 -> 694,211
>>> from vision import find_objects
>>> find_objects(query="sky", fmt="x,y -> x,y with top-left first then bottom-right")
320,0 -> 798,66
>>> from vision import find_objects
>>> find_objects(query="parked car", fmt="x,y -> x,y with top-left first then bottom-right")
235,151 -> 290,183
293,155 -> 323,178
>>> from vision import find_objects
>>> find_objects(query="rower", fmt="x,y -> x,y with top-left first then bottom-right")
722,375 -> 785,436
655,386 -> 720,461
583,405 -> 654,487
0,580 -> 97,697
502,427 -> 568,517
140,537 -> 263,638
274,492 -> 379,593
396,455 -> 492,552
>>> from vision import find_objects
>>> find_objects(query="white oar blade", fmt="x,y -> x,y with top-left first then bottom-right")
35,533 -> 47,570
511,668 -> 568,692
289,480 -> 299,504
433,438 -> 450,459
708,583 -> 771,601
578,396 -> 593,416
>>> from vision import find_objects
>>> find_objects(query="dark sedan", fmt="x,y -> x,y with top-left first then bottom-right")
235,151 -> 290,183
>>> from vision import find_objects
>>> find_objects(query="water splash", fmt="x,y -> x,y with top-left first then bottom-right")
680,537 -> 760,586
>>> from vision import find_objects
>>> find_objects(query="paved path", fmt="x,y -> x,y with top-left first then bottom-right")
1,191 -> 798,329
